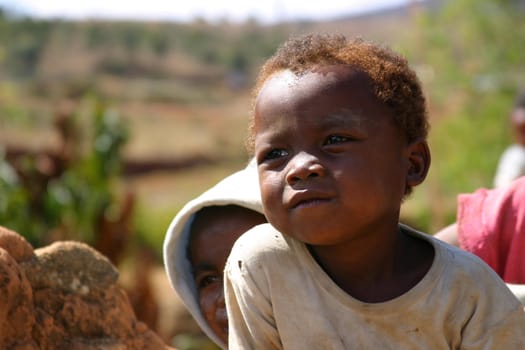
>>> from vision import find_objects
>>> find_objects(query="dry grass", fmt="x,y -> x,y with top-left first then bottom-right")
120,92 -> 252,161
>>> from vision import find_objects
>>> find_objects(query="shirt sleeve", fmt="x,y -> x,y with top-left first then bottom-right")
224,228 -> 283,350
458,267 -> 525,349
462,307 -> 525,349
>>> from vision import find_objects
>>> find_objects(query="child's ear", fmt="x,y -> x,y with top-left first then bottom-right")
406,139 -> 431,187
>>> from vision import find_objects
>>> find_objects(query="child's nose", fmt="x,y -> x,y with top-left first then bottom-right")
285,152 -> 325,185
217,292 -> 225,307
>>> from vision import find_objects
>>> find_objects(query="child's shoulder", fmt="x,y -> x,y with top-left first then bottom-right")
417,228 -> 513,294
226,224 -> 305,286
229,223 -> 290,262
403,225 -> 505,283
435,239 -> 523,314
403,228 -> 520,313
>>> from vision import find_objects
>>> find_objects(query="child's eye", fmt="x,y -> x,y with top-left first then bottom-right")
263,148 -> 289,161
325,135 -> 350,145
196,274 -> 221,289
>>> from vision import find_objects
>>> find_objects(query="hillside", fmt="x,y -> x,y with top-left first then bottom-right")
2,0 -> 525,231
0,3 -> 420,161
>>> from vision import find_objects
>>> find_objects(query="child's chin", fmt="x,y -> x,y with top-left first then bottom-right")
211,324 -> 228,344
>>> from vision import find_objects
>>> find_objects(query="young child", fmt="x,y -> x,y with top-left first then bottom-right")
493,91 -> 525,188
163,160 -> 266,349
224,34 -> 525,349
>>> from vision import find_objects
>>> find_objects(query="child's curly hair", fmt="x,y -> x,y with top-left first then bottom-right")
246,33 -> 429,154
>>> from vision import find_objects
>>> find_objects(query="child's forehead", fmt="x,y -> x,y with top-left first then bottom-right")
253,65 -> 396,141
190,205 -> 265,236
264,65 -> 371,87
257,66 -> 374,105
193,205 -> 257,223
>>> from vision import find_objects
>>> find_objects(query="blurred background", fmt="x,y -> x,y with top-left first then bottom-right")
0,0 -> 524,348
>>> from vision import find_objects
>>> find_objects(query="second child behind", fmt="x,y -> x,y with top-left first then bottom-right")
224,34 -> 525,349
163,161 -> 266,348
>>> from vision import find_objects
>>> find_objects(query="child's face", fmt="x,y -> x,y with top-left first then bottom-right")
189,206 -> 266,344
253,66 -> 425,246
511,108 -> 525,146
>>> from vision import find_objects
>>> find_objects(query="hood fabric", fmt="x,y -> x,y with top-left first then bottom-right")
163,160 -> 263,348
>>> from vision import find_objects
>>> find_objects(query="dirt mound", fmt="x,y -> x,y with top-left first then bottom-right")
0,226 -> 175,350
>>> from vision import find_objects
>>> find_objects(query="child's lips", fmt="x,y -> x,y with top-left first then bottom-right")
216,308 -> 228,326
294,198 -> 332,209
288,190 -> 333,210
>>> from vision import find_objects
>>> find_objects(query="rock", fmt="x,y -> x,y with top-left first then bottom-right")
0,247 -> 37,349
0,225 -> 175,350
0,226 -> 35,262
21,241 -> 119,294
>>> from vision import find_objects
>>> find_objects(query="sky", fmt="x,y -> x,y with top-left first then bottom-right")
0,0 -> 416,24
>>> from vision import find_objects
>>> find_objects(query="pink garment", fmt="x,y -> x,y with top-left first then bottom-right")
458,176 -> 525,283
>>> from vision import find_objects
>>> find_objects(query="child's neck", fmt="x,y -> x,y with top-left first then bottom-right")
307,225 -> 434,303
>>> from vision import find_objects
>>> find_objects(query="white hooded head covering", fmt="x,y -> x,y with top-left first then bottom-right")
163,159 -> 263,348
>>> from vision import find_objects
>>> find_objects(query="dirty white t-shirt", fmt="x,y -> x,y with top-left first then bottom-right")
224,224 -> 525,350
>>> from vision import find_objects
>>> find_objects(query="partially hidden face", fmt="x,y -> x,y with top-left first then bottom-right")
188,205 -> 266,344
253,65 -> 428,247
511,108 -> 525,146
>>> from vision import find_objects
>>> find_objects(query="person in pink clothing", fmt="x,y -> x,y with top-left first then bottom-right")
436,176 -> 525,304
436,176 -> 525,283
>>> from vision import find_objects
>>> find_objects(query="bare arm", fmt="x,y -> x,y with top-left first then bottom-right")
434,223 -> 460,247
